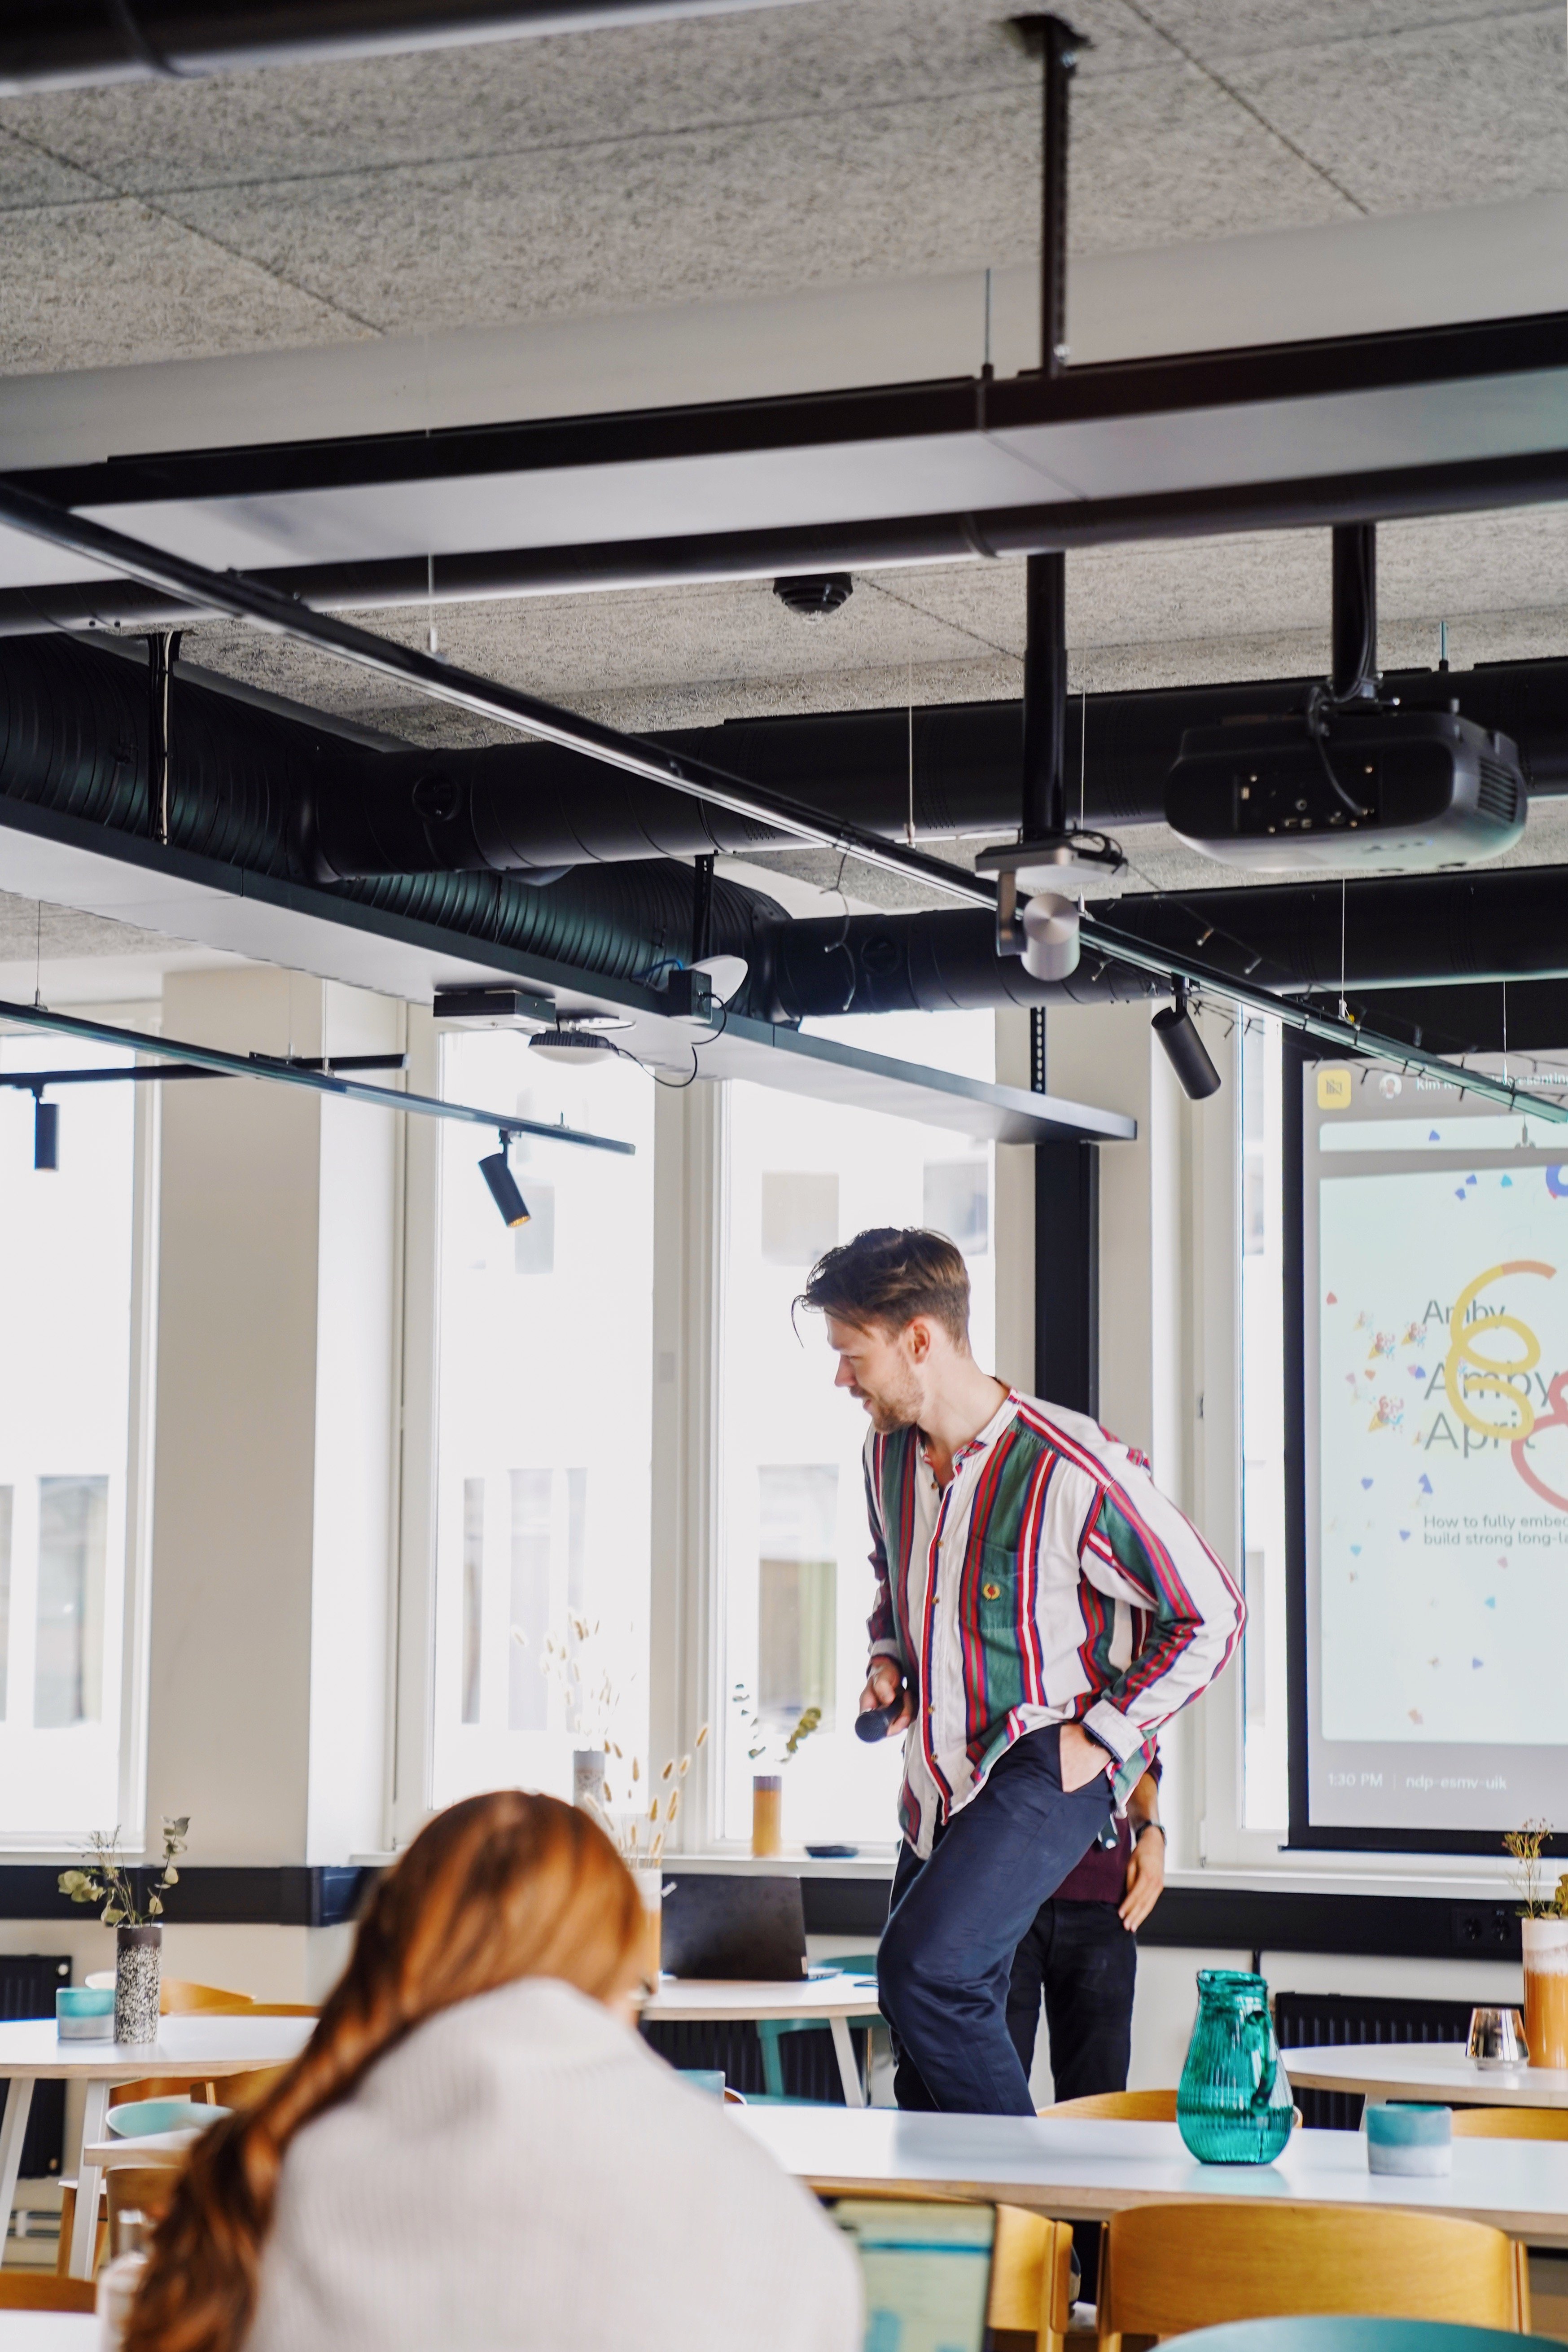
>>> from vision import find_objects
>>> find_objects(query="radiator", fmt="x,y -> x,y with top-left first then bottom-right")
1275,1989 -> 1477,2131
0,1957 -> 72,2179
640,2019 -> 866,2102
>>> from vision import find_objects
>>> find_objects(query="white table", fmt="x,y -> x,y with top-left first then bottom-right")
729,2106 -> 1568,2247
0,2321 -> 94,2347
1281,2041 -> 1568,2108
0,2014 -> 313,2277
641,1975 -> 880,2106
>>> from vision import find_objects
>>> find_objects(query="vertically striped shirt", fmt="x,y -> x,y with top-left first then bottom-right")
865,1388 -> 1244,1856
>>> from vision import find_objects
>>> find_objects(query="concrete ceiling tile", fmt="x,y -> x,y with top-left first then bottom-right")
0,199 -> 370,374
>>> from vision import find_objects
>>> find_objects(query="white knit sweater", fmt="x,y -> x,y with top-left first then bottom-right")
244,1976 -> 863,2352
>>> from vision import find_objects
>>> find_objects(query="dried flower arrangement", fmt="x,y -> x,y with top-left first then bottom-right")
515,1610 -> 707,1868
1503,1820 -> 1568,1918
58,1817 -> 189,1927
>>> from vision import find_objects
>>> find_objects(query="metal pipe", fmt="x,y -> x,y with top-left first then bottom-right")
1039,15 -> 1079,376
0,0 -> 817,92
147,628 -> 180,846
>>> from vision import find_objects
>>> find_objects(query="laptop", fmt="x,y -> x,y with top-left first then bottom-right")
659,1874 -> 809,1979
824,2198 -> 996,2352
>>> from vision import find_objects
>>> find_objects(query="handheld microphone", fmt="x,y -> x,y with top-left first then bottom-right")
854,1699 -> 904,1743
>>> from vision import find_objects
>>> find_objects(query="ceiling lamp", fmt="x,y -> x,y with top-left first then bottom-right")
477,1135 -> 530,1228
528,1013 -> 627,1066
1152,983 -> 1222,1101
32,1095 -> 57,1171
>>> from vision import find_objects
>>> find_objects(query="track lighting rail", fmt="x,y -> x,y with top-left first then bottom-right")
0,1000 -> 634,1154
0,1053 -> 407,1089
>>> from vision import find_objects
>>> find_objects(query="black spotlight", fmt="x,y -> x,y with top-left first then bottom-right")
773,573 -> 853,618
32,1097 -> 58,1172
1152,983 -> 1222,1102
477,1133 -> 530,1229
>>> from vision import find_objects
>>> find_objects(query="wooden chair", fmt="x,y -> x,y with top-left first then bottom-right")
159,1979 -> 257,2016
1042,2089 -> 1179,2122
106,2161 -> 182,2258
1448,2104 -> 1568,2137
1095,2201 -> 1529,2351
0,2274 -> 98,2311
58,2074 -> 219,2275
821,2185 -> 1072,2352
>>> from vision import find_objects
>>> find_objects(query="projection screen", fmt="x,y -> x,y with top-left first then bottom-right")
1292,1041 -> 1568,1846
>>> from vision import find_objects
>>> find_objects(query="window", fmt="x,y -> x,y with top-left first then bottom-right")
1239,1018 -> 1288,1829
0,1036 -> 141,1838
715,1010 -> 996,1849
429,1031 -> 654,1808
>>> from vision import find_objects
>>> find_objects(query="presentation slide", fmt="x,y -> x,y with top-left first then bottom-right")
1303,1051 -> 1568,1834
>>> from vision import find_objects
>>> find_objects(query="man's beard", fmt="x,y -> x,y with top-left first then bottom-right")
860,1368 -> 922,1434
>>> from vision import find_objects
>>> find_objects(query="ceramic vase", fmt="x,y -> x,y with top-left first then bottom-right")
114,1923 -> 161,2045
1522,1917 -> 1568,2069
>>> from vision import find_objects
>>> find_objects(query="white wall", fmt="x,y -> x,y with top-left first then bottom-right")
145,970 -> 399,1866
994,1008 -> 1035,1394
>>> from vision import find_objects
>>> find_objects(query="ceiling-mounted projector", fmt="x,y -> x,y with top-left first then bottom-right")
1163,705 -> 1527,874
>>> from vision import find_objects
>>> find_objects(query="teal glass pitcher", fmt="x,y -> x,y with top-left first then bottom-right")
1176,1969 -> 1294,2164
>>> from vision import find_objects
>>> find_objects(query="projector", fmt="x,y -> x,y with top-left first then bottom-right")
1163,706 -> 1526,874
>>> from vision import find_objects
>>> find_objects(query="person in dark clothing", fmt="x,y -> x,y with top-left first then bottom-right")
1006,1764 -> 1164,2305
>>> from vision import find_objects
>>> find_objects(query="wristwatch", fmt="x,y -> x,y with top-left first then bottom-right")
1131,1820 -> 1166,1847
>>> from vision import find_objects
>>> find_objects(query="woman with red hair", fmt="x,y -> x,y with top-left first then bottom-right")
125,1792 -> 858,2352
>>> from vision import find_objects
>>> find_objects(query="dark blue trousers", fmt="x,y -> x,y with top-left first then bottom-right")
878,1725 -> 1113,2114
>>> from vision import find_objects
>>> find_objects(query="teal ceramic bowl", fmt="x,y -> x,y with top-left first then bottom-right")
56,1988 -> 114,2041
106,2097 -> 229,2139
1366,2102 -> 1452,2176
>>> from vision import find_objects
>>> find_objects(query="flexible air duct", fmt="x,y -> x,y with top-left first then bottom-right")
0,636 -> 781,988
754,864 -> 1568,1022
301,659 -> 1568,878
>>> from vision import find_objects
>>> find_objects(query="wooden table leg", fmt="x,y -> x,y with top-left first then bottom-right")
0,2075 -> 34,2269
68,2080 -> 109,2279
830,2016 -> 866,2109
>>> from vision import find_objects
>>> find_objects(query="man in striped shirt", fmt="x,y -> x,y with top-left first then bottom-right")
799,1226 -> 1244,2115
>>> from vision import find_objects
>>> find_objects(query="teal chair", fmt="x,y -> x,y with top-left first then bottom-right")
1165,2326 -> 1526,2352
755,1952 -> 880,2102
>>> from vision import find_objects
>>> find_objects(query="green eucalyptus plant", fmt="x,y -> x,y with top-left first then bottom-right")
58,1817 -> 189,1928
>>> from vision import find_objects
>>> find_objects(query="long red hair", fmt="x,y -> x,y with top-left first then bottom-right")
125,1790 -> 644,2352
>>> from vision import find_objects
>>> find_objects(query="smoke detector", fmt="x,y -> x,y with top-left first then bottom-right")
774,574 -> 853,618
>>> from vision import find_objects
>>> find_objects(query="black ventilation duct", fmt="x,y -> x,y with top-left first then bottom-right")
0,635 -> 782,992
752,864 -> 1568,1023
299,659 -> 1568,881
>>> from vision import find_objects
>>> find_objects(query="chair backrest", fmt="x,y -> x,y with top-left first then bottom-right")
0,2273 -> 98,2310
107,2162 -> 182,2259
110,2075 -> 215,2109
1042,2088 -> 1178,2122
159,1979 -> 256,2015
819,2185 -> 1072,2351
1449,2104 -> 1568,2138
1098,2201 -> 1527,2348
243,2003 -> 319,2017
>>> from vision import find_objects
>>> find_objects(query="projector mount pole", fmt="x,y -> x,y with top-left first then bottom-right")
1330,522 -> 1378,703
989,16 -> 1123,972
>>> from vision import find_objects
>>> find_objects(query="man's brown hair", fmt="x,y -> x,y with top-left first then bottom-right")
797,1226 -> 971,1345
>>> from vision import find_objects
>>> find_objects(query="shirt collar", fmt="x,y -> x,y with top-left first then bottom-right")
917,1387 -> 1020,1476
